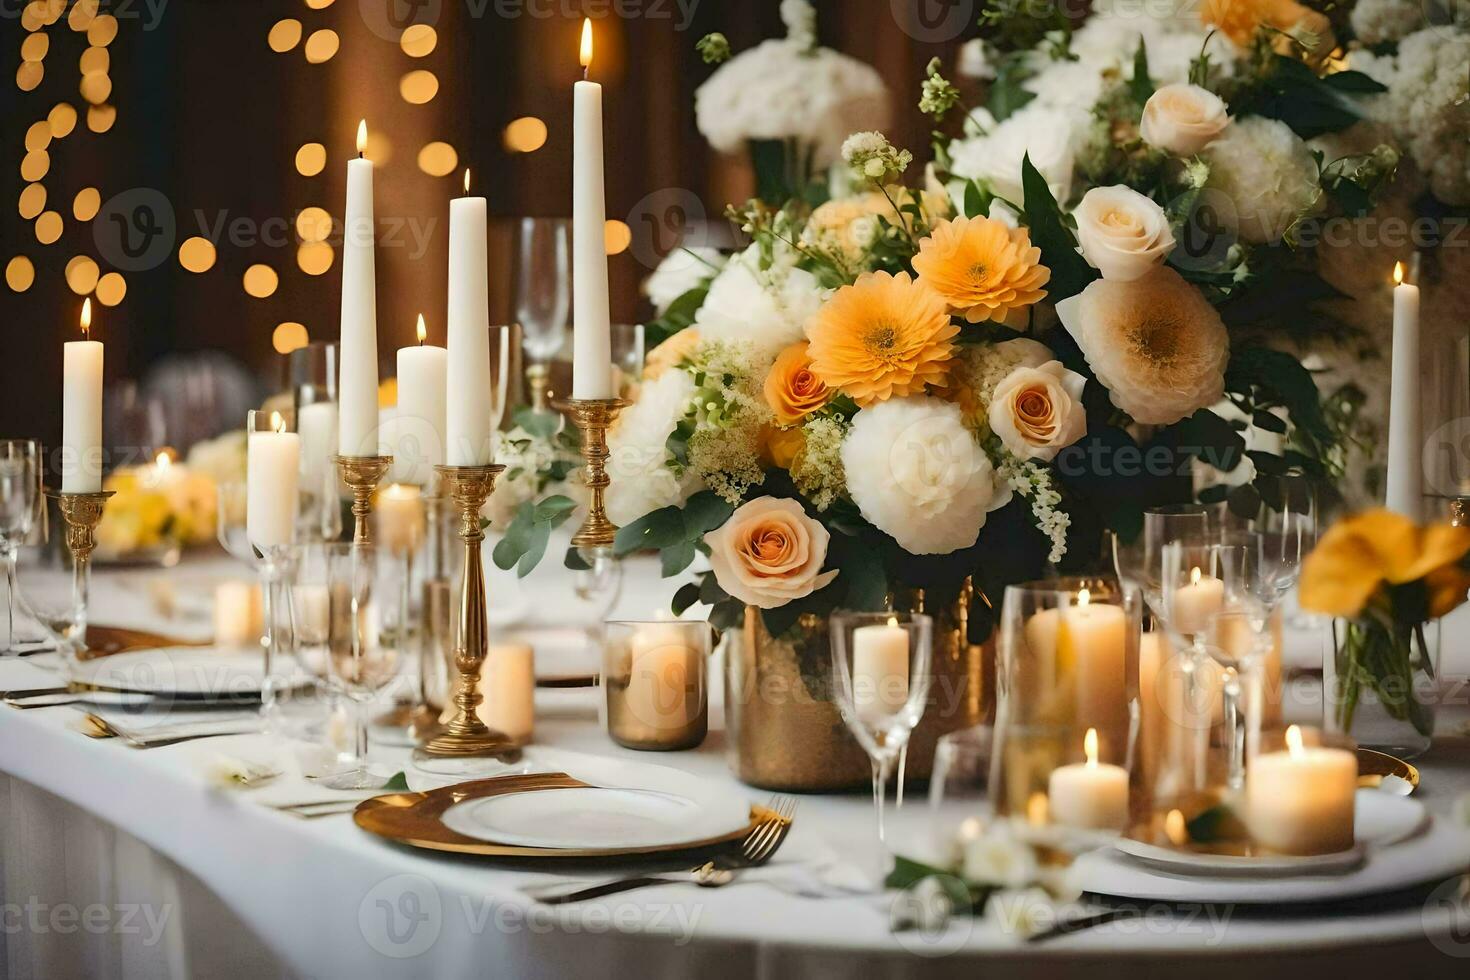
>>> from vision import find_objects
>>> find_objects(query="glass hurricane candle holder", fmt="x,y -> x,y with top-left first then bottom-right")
1246,725 -> 1357,856
601,620 -> 709,751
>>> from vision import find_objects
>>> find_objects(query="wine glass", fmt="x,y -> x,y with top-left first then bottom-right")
216,481 -> 254,565
829,610 -> 933,846
1252,472 -> 1316,612
513,218 -> 571,413
0,440 -> 41,652
15,515 -> 88,667
318,543 -> 404,790
928,726 -> 993,861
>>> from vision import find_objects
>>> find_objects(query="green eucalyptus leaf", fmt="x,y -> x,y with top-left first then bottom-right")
661,538 -> 698,578
613,506 -> 687,556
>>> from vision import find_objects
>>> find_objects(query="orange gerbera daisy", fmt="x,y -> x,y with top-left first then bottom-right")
806,271 -> 957,408
911,216 -> 1050,325
1201,0 -> 1332,53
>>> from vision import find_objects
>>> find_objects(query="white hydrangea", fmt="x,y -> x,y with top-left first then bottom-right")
840,397 -> 1012,555
1349,0 -> 1425,44
604,368 -> 701,527
1022,59 -> 1109,114
692,245 -> 825,364
694,35 -> 890,168
948,103 -> 1085,207
957,38 -> 996,79
1202,116 -> 1323,243
1350,30 -> 1470,205
643,247 -> 725,315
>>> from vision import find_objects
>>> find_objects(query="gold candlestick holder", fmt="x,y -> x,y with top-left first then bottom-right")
333,454 -> 393,544
50,490 -> 115,656
554,397 -> 628,552
416,463 -> 521,761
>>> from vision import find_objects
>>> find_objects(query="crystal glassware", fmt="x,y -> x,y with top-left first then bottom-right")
513,218 -> 571,412
601,620 -> 709,750
319,543 -> 404,789
927,725 -> 993,858
16,515 -> 89,666
829,610 -> 933,845
1252,471 -> 1316,611
291,343 -> 342,542
0,440 -> 41,652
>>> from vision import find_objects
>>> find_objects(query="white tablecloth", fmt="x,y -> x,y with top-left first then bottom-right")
2,557 -> 1470,979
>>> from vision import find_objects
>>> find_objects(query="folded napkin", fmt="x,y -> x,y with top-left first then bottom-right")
81,707 -> 260,745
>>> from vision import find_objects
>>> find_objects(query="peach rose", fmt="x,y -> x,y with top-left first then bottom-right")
764,342 -> 830,425
988,360 -> 1088,462
1140,84 -> 1231,157
704,497 -> 838,609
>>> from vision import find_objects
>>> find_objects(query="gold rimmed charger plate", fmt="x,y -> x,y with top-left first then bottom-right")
1356,747 -> 1419,791
354,772 -> 770,860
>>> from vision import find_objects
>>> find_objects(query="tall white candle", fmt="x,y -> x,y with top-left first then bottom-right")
1247,725 -> 1356,855
1061,592 -> 1128,738
375,483 -> 424,556
62,299 -> 103,493
393,314 -> 448,483
338,120 -> 380,457
297,400 -> 337,498
852,619 -> 910,722
247,413 -> 301,551
446,176 -> 495,466
572,18 -> 614,399
1386,260 -> 1422,521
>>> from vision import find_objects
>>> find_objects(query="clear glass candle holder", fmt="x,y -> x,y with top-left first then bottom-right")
601,620 -> 709,751
1245,725 -> 1357,856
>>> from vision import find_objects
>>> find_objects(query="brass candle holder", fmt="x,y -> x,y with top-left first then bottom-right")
50,490 -> 115,654
554,397 -> 628,551
333,454 -> 393,544
416,462 -> 521,760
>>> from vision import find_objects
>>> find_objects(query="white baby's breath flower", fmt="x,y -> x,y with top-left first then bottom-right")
1202,115 -> 1323,244
841,397 -> 1011,555
644,247 -> 725,315
605,368 -> 701,527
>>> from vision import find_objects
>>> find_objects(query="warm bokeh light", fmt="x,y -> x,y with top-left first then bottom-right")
21,150 -> 49,182
19,183 -> 46,220
297,241 -> 334,276
243,264 -> 279,298
417,141 -> 458,177
65,255 -> 99,295
268,18 -> 302,53
25,121 -> 51,152
580,17 -> 593,69
73,187 -> 100,221
5,257 -> 35,293
503,116 -> 548,153
399,70 -> 439,105
48,102 -> 76,137
17,62 -> 44,93
95,271 -> 126,306
20,3 -> 42,31
80,46 -> 109,75
21,33 -> 48,61
604,219 -> 632,255
295,142 -> 325,177
400,24 -> 436,58
304,0 -> 334,8
273,322 -> 310,354
87,104 -> 115,132
35,210 -> 62,245
80,73 -> 112,104
295,206 -> 333,243
362,129 -> 392,165
68,0 -> 97,32
304,29 -> 339,64
178,236 -> 217,273
86,13 -> 117,46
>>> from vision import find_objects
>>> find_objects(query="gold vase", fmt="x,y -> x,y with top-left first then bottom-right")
723,580 -> 994,792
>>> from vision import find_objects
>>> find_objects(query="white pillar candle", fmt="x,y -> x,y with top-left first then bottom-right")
1137,630 -> 1168,790
1246,725 -> 1356,855
622,623 -> 702,730
1048,728 -> 1129,831
212,579 -> 262,647
571,19 -> 614,399
1386,260 -> 1422,521
338,121 -> 380,457
852,619 -> 910,722
477,641 -> 535,742
1060,591 -> 1127,736
1171,567 -> 1224,635
393,314 -> 448,483
62,299 -> 103,493
291,582 -> 330,646
446,180 -> 495,466
297,400 -> 337,498
246,414 -> 301,552
375,483 -> 425,556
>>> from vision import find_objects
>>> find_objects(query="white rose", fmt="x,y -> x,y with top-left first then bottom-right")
988,360 -> 1088,462
605,369 -> 701,527
961,830 -> 1039,887
947,104 -> 1082,207
643,247 -> 724,315
693,246 -> 825,365
1072,186 -> 1175,282
840,397 -> 1011,555
1140,83 -> 1231,157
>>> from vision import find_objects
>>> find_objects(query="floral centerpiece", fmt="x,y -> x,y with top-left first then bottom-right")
96,453 -> 219,564
1302,508 -> 1470,756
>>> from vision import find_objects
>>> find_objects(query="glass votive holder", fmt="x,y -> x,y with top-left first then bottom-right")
1245,724 -> 1357,856
601,620 -> 709,751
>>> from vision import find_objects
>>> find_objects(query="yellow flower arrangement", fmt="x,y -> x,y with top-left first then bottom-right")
1201,0 -> 1334,58
95,459 -> 219,558
911,215 -> 1050,325
1300,509 -> 1470,619
805,270 -> 957,407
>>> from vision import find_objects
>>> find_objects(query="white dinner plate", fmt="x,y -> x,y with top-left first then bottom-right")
1113,792 -> 1429,876
73,647 -> 311,699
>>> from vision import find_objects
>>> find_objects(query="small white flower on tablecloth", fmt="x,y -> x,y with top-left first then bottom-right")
204,754 -> 280,789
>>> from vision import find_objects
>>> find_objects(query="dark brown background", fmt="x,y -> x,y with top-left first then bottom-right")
0,0 -> 963,453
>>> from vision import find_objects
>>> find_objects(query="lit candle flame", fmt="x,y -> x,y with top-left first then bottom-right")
154,451 -> 171,470
416,313 -> 426,345
1165,809 -> 1188,846
463,168 -> 471,195
1077,588 -> 1091,608
1286,724 -> 1304,757
1084,727 -> 1099,768
270,411 -> 285,434
80,298 -> 91,337
1190,566 -> 1202,586
579,17 -> 593,71
356,119 -> 367,156
1393,261 -> 1405,286
886,615 -> 899,629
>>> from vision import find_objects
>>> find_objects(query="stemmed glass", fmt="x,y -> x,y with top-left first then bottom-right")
830,610 -> 933,846
318,542 -> 404,789
513,218 -> 571,412
1253,472 -> 1316,612
928,726 -> 992,859
0,440 -> 41,652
